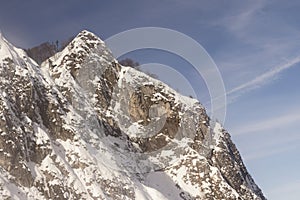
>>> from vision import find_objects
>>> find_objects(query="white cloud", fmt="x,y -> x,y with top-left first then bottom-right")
209,1 -> 300,101
232,110 -> 300,135
267,180 -> 300,200
223,1 -> 266,35
227,55 -> 300,96
243,143 -> 298,161
205,55 -> 300,119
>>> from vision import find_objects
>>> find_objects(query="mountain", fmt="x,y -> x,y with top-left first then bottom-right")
0,30 -> 266,199
25,42 -> 57,65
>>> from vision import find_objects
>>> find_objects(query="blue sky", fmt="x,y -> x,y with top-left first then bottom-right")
1,0 -> 300,199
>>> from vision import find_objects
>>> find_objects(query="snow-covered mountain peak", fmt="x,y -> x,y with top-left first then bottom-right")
0,30 -> 266,200
0,32 -> 37,70
0,30 -> 4,43
65,30 -> 106,56
75,29 -> 104,44
59,29 -> 113,61
0,31 -> 3,43
0,32 -> 21,61
41,30 -> 116,84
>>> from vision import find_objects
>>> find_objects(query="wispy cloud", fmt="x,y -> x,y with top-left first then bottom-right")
222,0 -> 266,35
233,111 -> 300,161
227,56 -> 300,96
267,180 -> 300,200
203,55 -> 300,116
244,143 -> 299,161
232,110 -> 300,135
208,1 -> 300,102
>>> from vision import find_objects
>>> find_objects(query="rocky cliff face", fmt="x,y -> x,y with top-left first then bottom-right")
0,30 -> 266,199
